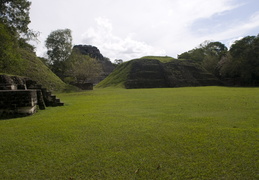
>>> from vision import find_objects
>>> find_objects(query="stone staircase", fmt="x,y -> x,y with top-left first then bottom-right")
0,75 -> 64,118
25,79 -> 64,109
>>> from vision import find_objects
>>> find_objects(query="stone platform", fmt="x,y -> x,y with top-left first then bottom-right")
0,75 -> 64,119
0,90 -> 37,118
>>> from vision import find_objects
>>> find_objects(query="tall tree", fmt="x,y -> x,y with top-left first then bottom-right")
202,41 -> 228,74
223,35 -> 259,85
0,0 -> 37,76
66,50 -> 103,84
178,41 -> 227,75
0,0 -> 31,36
45,29 -> 73,77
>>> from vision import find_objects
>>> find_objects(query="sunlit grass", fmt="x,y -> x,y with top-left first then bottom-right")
0,87 -> 258,179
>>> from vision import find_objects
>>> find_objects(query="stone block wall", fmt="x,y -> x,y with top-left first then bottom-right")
0,90 -> 37,118
0,75 -> 64,119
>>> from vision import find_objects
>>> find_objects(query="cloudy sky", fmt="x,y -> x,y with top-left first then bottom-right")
29,0 -> 259,61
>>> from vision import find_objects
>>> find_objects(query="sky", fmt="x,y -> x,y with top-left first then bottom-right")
29,0 -> 259,62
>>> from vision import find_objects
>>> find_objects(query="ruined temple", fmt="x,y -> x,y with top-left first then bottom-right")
0,75 -> 64,119
125,59 -> 222,88
98,58 -> 223,89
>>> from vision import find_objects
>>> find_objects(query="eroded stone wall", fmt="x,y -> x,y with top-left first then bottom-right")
0,90 -> 37,118
0,75 -> 64,119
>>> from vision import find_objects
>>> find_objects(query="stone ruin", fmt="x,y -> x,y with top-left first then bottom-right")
0,75 -> 64,119
124,59 -> 223,89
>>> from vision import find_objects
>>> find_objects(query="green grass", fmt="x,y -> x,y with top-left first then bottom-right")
96,61 -> 133,88
0,87 -> 258,179
18,48 -> 69,92
140,56 -> 175,63
1,47 -> 70,92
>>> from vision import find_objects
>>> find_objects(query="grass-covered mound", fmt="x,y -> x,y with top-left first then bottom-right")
0,87 -> 258,179
140,56 -> 175,63
1,47 -> 72,92
97,57 -> 222,88
96,60 -> 133,88
17,49 -> 68,91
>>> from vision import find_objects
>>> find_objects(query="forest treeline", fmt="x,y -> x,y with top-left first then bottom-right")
0,0 -> 258,87
178,37 -> 259,86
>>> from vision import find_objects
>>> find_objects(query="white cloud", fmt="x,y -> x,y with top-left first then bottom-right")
29,0 -> 259,60
81,17 -> 166,61
197,11 -> 259,46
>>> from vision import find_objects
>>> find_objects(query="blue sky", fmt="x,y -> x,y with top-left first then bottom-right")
29,0 -> 259,61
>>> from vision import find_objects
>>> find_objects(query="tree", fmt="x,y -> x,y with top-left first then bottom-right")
178,48 -> 204,62
0,22 -> 22,73
66,50 -> 103,84
0,0 -> 31,36
223,35 -> 259,85
114,59 -> 123,64
45,29 -> 72,77
178,41 -> 227,75
202,42 -> 228,74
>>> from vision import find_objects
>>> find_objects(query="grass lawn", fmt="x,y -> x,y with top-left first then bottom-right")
0,87 -> 258,179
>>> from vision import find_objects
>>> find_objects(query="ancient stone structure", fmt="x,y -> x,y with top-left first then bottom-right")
0,75 -> 64,119
124,59 -> 223,89
125,59 -> 168,88
98,58 -> 223,89
125,59 -> 223,89
0,90 -> 38,118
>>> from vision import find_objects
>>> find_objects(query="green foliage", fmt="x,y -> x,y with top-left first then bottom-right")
66,50 -> 103,83
16,48 -> 69,91
45,29 -> 72,63
178,41 -> 227,70
0,0 -> 31,36
96,61 -> 133,88
0,23 -> 70,91
178,36 -> 259,86
219,35 -> 259,85
0,87 -> 258,179
0,22 -> 24,74
45,29 -> 73,78
178,47 -> 205,62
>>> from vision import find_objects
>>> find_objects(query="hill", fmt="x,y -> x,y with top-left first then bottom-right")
140,56 -> 175,63
97,57 -> 222,88
1,48 -> 70,92
96,61 -> 133,88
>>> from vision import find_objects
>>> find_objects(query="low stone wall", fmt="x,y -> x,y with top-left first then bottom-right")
0,90 -> 37,118
0,75 -> 64,119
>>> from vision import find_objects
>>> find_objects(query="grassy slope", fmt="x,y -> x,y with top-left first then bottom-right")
1,48 -> 71,92
96,60 -> 133,88
97,56 -> 175,88
0,87 -> 258,179
141,56 -> 175,63
19,49 -> 68,91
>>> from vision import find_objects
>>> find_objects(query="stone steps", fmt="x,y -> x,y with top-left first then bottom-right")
0,75 -> 65,119
36,87 -> 64,108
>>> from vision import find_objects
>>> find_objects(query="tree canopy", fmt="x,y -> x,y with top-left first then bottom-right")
45,29 -> 73,64
66,50 -> 103,84
178,35 -> 259,86
222,35 -> 259,85
45,29 -> 73,78
0,0 -> 31,36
